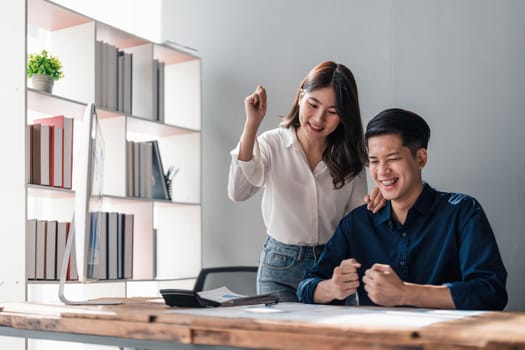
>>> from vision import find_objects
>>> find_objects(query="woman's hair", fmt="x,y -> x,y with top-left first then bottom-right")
365,108 -> 431,156
281,61 -> 366,189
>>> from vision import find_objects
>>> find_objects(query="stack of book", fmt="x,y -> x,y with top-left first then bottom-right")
86,211 -> 134,280
126,140 -> 170,200
95,41 -> 133,114
28,115 -> 74,189
26,219 -> 77,281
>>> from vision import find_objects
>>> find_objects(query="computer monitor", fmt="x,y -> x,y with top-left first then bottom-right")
58,103 -> 120,305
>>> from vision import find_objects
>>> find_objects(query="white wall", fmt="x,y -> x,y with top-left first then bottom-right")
54,0 -> 162,42
162,0 -> 525,311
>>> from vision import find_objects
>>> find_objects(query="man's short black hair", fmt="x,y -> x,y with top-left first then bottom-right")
365,108 -> 431,154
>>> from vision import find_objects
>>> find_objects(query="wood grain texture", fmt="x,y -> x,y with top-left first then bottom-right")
1,300 -> 524,349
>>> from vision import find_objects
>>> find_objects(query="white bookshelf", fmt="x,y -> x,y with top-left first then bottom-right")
24,0 -> 202,304
0,0 -> 26,311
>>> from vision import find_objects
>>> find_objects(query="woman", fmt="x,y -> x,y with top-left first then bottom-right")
228,61 -> 383,301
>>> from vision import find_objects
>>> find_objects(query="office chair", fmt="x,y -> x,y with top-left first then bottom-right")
193,266 -> 258,295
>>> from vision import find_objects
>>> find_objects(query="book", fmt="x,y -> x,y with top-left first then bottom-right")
53,126 -> 63,187
117,213 -> 123,279
139,141 -> 152,198
148,140 -> 169,200
133,141 -> 140,197
152,59 -> 159,121
65,222 -> 78,281
117,50 -> 124,112
108,43 -> 118,110
123,52 -> 133,114
26,219 -> 37,280
158,61 -> 165,123
87,212 -> 107,280
48,125 -> 56,187
40,124 -> 51,186
127,140 -> 169,199
56,221 -> 68,280
30,124 -> 41,185
123,213 -> 134,279
33,115 -> 74,189
160,286 -> 280,308
45,220 -> 58,280
126,141 -> 134,196
95,40 -> 103,108
30,124 -> 51,186
107,212 -> 118,280
35,220 -> 46,279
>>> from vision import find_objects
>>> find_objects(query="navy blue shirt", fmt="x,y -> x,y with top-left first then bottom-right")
297,183 -> 508,310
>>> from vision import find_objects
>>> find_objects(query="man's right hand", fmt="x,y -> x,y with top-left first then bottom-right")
314,258 -> 361,303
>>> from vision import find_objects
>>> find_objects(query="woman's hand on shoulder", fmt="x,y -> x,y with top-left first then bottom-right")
364,187 -> 386,213
244,85 -> 267,127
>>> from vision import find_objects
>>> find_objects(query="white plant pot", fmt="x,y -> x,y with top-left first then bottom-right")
31,74 -> 55,93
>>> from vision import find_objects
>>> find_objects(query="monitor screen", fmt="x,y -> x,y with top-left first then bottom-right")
73,103 -> 104,283
58,103 -> 119,305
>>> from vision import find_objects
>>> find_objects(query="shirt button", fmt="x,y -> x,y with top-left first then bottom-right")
401,232 -> 407,238
400,261 -> 405,266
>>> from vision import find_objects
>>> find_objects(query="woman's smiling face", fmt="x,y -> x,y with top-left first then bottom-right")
297,87 -> 341,142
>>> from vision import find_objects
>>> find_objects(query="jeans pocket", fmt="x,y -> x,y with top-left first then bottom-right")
262,238 -> 299,270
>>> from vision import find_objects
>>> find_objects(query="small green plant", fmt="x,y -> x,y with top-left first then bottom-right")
27,50 -> 64,80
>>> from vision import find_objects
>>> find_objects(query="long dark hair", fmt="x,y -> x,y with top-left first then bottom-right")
281,61 -> 366,189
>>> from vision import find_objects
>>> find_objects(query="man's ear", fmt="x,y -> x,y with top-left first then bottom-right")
416,148 -> 427,169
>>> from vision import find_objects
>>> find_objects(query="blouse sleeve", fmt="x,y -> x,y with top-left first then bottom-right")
227,138 -> 265,202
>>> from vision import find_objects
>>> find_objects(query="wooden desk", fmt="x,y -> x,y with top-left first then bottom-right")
0,299 -> 524,349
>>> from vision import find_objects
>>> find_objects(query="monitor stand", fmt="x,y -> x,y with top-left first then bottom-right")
58,215 -> 122,305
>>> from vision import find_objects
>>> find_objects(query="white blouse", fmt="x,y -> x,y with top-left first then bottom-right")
228,127 -> 367,245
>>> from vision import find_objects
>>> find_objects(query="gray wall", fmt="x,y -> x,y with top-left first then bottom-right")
162,0 -> 525,311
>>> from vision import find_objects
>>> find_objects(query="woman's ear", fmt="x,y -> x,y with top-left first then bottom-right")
298,89 -> 304,106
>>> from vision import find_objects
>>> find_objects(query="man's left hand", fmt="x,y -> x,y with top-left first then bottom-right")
362,264 -> 406,306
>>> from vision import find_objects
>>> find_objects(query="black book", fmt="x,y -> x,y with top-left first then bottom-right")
147,140 -> 170,200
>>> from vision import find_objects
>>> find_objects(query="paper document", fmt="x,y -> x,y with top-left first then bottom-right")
169,302 -> 485,328
198,286 -> 279,306
198,287 -> 247,302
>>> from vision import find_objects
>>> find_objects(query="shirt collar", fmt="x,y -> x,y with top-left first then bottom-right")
281,126 -> 328,173
374,182 -> 436,225
281,127 -> 295,148
411,182 -> 435,216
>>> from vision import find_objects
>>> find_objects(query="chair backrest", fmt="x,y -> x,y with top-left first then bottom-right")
193,266 -> 258,296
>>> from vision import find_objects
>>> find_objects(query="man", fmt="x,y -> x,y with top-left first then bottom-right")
297,108 -> 507,310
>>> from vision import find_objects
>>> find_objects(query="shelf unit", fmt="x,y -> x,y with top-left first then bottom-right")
0,0 -> 26,314
24,0 -> 202,303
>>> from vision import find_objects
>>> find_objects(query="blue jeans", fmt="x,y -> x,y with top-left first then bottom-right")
257,236 -> 325,302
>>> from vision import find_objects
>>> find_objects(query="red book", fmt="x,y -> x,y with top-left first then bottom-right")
65,222 -> 78,281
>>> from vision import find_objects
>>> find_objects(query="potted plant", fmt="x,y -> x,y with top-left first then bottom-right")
27,49 -> 64,93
